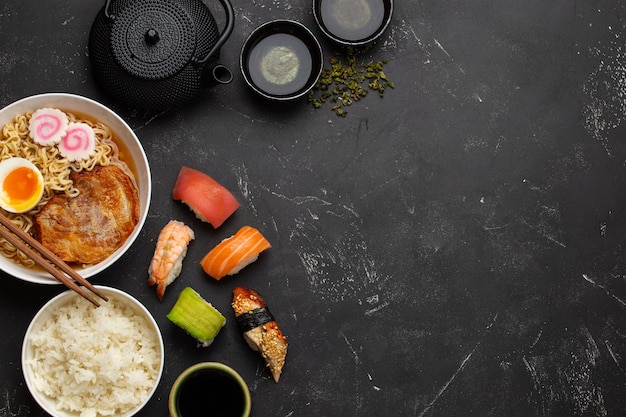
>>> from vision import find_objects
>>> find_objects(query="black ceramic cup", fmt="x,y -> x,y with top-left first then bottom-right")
313,0 -> 394,46
240,20 -> 323,101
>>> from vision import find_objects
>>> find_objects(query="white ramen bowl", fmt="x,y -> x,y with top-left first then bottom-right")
22,286 -> 164,417
0,93 -> 151,284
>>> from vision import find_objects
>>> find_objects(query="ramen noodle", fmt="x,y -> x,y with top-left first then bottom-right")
0,110 -> 134,267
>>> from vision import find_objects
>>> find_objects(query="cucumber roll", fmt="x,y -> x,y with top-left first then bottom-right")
167,287 -> 226,347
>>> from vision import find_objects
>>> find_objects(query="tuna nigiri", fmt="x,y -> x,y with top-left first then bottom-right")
200,225 -> 271,280
148,220 -> 195,299
232,286 -> 287,382
172,166 -> 240,228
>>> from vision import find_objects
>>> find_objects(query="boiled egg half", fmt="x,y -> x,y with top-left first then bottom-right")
0,157 -> 44,213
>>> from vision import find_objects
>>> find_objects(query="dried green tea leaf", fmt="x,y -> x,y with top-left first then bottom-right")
308,47 -> 394,117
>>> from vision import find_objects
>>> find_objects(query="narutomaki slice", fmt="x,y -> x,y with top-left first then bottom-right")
58,122 -> 96,161
28,108 -> 69,145
200,225 -> 271,280
171,166 -> 240,228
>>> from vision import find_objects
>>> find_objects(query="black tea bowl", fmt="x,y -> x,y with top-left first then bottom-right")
240,20 -> 323,101
313,0 -> 393,46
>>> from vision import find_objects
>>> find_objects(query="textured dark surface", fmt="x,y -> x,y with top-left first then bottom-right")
2,0 -> 626,416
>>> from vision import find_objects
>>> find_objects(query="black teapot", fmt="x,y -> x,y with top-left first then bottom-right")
88,0 -> 234,112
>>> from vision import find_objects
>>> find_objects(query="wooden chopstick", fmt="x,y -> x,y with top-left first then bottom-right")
0,212 -> 108,307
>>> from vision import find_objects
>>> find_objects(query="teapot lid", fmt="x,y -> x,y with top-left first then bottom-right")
110,0 -> 196,80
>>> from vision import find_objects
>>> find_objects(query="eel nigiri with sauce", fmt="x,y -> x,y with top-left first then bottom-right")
200,225 -> 271,280
172,166 -> 240,229
232,286 -> 287,382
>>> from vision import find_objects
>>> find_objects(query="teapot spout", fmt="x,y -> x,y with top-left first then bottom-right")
202,64 -> 233,88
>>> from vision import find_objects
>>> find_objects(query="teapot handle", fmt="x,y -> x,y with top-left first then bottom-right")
193,0 -> 235,66
103,0 -> 113,19
102,0 -> 234,61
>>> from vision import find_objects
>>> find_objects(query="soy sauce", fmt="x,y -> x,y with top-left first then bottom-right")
319,0 -> 385,41
176,370 -> 246,417
247,33 -> 313,96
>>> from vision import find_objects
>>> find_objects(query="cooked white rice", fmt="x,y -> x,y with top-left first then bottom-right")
26,294 -> 161,417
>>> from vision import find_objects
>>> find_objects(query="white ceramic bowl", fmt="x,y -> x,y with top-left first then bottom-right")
0,93 -> 151,284
22,286 -> 164,417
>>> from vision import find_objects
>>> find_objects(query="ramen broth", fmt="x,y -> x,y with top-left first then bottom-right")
72,110 -> 138,184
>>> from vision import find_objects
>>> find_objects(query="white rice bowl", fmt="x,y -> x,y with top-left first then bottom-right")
21,286 -> 164,417
0,93 -> 151,284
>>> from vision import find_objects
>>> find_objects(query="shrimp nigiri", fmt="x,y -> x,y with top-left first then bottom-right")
200,225 -> 271,280
232,286 -> 288,382
148,220 -> 195,299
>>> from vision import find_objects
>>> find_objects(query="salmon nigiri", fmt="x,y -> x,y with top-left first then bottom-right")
200,225 -> 271,280
172,166 -> 240,229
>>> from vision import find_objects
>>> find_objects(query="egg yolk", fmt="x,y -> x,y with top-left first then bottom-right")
3,166 -> 40,204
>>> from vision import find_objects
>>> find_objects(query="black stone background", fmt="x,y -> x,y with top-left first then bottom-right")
2,0 -> 626,416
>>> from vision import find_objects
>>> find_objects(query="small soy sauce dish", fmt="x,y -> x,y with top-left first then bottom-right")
313,0 -> 393,46
169,362 -> 251,417
240,20 -> 323,101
